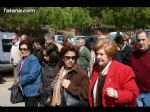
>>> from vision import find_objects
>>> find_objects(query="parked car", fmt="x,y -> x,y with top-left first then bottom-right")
68,35 -> 97,48
54,35 -> 64,45
68,35 -> 82,45
108,32 -> 124,40
0,32 -> 14,73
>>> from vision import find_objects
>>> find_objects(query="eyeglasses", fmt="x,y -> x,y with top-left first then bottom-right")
64,56 -> 77,60
19,48 -> 28,51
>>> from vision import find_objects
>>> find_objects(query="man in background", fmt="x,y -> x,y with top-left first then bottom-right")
20,34 -> 28,42
129,30 -> 150,107
44,33 -> 63,52
114,35 -> 133,65
77,38 -> 91,73
97,31 -> 108,40
8,34 -> 21,90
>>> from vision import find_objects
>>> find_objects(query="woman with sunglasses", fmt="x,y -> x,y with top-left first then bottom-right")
18,40 -> 41,107
50,44 -> 89,107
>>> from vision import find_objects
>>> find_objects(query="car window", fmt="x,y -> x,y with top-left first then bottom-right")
2,39 -> 12,52
147,32 -> 150,38
57,36 -> 64,41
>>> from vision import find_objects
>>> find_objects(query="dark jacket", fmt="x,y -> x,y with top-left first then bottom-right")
39,62 -> 59,99
33,49 -> 44,66
54,63 -> 90,106
115,44 -> 133,65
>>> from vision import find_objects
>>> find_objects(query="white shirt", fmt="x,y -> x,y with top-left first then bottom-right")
121,44 -> 127,51
10,40 -> 21,65
93,60 -> 112,106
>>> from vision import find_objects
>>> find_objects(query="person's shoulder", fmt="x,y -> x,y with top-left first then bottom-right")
125,45 -> 134,52
41,62 -> 47,67
131,49 -> 140,55
75,64 -> 88,77
16,40 -> 20,45
93,65 -> 100,71
76,64 -> 85,72
27,54 -> 39,62
84,46 -> 90,52
112,60 -> 132,70
112,60 -> 135,78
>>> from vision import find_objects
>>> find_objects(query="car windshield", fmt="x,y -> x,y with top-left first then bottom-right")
109,32 -> 124,40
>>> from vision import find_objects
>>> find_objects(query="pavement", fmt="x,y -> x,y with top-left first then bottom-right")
0,75 -> 25,107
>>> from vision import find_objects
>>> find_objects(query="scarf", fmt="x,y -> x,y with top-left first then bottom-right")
51,66 -> 70,106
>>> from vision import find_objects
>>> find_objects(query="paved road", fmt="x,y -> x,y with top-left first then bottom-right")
0,75 -> 25,107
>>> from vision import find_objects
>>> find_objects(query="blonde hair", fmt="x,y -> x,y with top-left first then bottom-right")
94,38 -> 118,57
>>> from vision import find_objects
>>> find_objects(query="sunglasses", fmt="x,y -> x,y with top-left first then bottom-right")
19,48 -> 28,51
64,56 -> 77,60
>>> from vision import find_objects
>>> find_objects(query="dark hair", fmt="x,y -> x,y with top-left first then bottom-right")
26,36 -> 35,45
34,38 -> 45,47
43,43 -> 59,66
19,40 -> 33,53
44,33 -> 55,40
114,36 -> 124,45
59,44 -> 79,66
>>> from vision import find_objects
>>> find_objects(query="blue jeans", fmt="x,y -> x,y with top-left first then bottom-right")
136,92 -> 150,107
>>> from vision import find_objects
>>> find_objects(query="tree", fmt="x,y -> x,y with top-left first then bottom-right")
0,7 -> 150,34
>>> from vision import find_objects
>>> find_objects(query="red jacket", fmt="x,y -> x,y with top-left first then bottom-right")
88,60 -> 139,107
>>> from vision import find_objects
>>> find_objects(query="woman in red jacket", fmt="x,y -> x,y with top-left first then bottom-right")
88,38 -> 139,107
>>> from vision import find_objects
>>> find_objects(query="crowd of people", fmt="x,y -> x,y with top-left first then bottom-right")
8,29 -> 150,107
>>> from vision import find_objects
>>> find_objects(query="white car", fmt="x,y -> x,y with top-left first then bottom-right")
68,35 -> 85,46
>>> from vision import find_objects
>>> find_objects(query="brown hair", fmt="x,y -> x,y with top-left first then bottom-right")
19,40 -> 33,53
94,38 -> 118,57
60,44 -> 79,58
123,34 -> 130,41
59,44 -> 79,66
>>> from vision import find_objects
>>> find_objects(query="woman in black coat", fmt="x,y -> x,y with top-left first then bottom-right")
39,43 -> 60,107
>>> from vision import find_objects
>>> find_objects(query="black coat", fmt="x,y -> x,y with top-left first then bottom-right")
115,44 -> 134,65
39,62 -> 59,98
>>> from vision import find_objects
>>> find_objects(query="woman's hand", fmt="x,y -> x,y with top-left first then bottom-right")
62,79 -> 71,88
106,88 -> 118,99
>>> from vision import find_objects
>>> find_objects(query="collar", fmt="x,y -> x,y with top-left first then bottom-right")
101,60 -> 112,75
63,63 -> 79,74
121,44 -> 126,51
80,46 -> 84,52
14,40 -> 20,46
